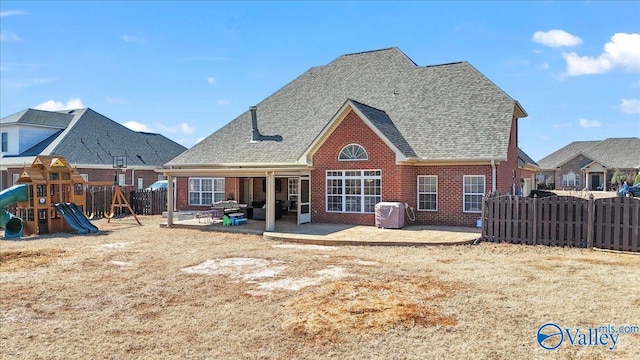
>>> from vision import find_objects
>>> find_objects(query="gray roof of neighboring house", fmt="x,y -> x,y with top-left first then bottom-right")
518,148 -> 539,169
167,47 -> 523,166
0,108 -> 74,128
1,108 -> 187,167
537,137 -> 640,170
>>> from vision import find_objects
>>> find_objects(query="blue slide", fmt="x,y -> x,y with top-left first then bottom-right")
66,203 -> 99,233
53,203 -> 90,234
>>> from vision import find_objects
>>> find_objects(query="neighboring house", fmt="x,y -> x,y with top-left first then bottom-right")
536,137 -> 640,191
163,47 -> 534,229
1,108 -> 187,190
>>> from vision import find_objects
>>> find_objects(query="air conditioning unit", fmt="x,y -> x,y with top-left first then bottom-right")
375,202 -> 405,229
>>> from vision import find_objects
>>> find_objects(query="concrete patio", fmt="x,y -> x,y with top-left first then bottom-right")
160,214 -> 481,246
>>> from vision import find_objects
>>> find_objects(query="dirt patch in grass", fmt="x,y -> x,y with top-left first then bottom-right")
284,277 -> 459,343
0,248 -> 64,272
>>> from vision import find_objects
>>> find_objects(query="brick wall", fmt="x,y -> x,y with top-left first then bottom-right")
495,117 -> 519,195
309,109 -> 490,227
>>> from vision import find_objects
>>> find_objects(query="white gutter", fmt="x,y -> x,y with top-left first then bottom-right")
491,159 -> 497,192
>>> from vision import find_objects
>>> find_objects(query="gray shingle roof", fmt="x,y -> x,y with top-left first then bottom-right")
1,108 -> 74,128
2,108 -> 187,167
167,47 -> 522,166
350,100 -> 417,158
518,148 -> 539,168
537,138 -> 640,170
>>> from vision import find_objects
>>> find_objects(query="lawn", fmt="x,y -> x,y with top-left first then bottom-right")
1,216 -> 638,359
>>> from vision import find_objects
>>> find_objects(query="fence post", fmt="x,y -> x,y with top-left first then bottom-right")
586,193 -> 594,249
532,194 -> 538,245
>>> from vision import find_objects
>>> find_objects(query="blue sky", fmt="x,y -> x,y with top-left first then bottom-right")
1,1 -> 639,161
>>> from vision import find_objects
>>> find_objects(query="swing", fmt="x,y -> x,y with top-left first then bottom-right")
103,186 -> 115,219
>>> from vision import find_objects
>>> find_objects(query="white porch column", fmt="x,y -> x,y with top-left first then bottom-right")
167,174 -> 174,226
265,171 -> 276,231
603,170 -> 607,191
585,171 -> 590,190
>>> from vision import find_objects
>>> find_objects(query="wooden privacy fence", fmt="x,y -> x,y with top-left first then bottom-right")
129,188 -> 168,215
482,195 -> 639,252
85,186 -> 168,216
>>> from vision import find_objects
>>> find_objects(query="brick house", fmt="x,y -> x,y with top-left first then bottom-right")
163,48 -> 536,230
1,108 -> 186,190
537,137 -> 640,191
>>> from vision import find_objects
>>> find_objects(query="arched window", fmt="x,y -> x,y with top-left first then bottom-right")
338,144 -> 368,161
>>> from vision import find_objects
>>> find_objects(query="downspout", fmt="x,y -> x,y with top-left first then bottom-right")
491,160 -> 497,193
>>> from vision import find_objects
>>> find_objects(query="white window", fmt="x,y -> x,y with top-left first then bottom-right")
12,173 -> 19,185
326,170 -> 381,213
288,178 -> 298,210
118,174 -> 126,186
338,144 -> 368,161
189,177 -> 225,206
417,175 -> 437,211
158,175 -> 168,181
562,172 -> 580,187
463,175 -> 485,213
80,174 -> 89,182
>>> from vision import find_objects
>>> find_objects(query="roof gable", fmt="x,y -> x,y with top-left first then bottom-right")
167,47 -> 521,167
303,99 -> 415,164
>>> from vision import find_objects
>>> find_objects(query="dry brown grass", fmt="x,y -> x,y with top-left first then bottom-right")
1,215 -> 639,359
0,248 -> 65,271
284,277 -> 459,343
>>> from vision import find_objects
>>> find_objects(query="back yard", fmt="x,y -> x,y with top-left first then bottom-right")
1,216 -> 638,359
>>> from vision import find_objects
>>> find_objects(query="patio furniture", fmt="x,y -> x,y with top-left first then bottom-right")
211,200 -> 246,215
197,208 -> 224,223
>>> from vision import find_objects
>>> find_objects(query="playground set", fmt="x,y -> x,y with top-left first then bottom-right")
0,155 -> 139,239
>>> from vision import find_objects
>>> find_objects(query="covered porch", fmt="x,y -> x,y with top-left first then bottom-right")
163,166 -> 311,231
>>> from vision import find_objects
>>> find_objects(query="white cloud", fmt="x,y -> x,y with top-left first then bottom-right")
632,80 -> 640,88
180,122 -> 195,134
34,98 -> 84,111
0,10 -> 26,17
0,30 -> 21,42
620,99 -> 640,114
122,35 -> 146,43
563,33 -> 640,76
578,118 -> 601,128
207,77 -> 216,85
540,62 -> 550,70
123,121 -> 152,132
217,98 -> 231,106
532,30 -> 582,47
156,122 -> 195,134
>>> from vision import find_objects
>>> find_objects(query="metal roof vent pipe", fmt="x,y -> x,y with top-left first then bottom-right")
249,106 -> 282,143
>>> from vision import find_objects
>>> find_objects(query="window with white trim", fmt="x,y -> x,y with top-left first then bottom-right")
12,173 -> 19,185
326,170 -> 381,213
417,175 -> 437,211
562,172 -> 580,187
189,177 -> 225,205
463,175 -> 485,213
338,144 -> 368,161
